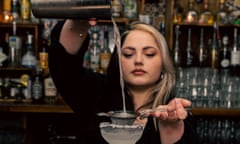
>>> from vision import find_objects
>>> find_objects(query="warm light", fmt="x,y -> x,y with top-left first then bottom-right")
3,11 -> 12,22
5,15 -> 10,20
187,14 -> 194,23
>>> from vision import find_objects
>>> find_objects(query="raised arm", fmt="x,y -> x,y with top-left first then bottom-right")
59,19 -> 93,54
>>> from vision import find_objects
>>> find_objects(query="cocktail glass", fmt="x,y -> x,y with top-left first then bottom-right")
99,122 -> 144,144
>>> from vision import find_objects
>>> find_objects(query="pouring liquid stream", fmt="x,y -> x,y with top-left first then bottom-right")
112,18 -> 127,113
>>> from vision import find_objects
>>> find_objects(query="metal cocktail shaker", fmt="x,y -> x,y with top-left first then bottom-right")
31,0 -> 112,19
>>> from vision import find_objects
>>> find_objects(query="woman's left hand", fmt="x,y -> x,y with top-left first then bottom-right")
166,98 -> 191,121
140,98 -> 191,121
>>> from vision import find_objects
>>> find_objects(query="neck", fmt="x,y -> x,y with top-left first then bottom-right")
128,85 -> 154,111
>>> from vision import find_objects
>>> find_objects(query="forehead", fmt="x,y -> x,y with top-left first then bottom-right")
123,30 -> 158,47
124,30 -> 155,42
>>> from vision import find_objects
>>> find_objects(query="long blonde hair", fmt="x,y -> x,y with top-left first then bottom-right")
121,22 -> 176,110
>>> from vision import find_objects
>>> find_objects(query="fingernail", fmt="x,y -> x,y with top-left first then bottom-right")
175,99 -> 179,104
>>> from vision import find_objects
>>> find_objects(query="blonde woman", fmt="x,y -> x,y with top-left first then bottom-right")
49,20 -> 198,144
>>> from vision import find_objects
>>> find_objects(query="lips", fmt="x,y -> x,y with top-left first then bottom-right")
131,69 -> 146,75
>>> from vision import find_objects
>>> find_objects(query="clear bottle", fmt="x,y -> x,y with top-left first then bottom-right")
11,0 -> 20,21
89,32 -> 100,72
198,28 -> 208,67
21,32 -> 37,68
8,20 -> 22,68
173,25 -> 182,67
210,27 -> 220,69
184,0 -> 198,24
198,0 -> 214,24
184,28 -> 196,67
100,28 -> 111,74
230,28 -> 240,75
216,0 -> 228,25
219,35 -> 230,70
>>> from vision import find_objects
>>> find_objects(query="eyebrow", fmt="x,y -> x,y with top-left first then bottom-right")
122,46 -> 157,50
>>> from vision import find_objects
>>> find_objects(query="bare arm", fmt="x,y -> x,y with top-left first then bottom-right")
59,20 -> 91,54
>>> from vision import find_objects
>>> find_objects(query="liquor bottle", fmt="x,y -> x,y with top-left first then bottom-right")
0,78 -> 3,98
123,0 -> 138,19
184,0 -> 198,24
11,0 -> 20,21
20,0 -> 31,21
0,33 -> 9,67
39,39 -> 49,72
173,0 -> 183,24
0,40 -> 8,67
2,78 -> 11,100
21,32 -> 37,68
31,67 -> 44,103
83,46 -> 90,69
216,0 -> 228,25
198,28 -> 208,67
198,0 -> 214,24
173,25 -> 182,67
111,0 -> 123,17
44,72 -> 57,104
100,28 -> 111,73
8,20 -> 22,67
3,0 -> 12,22
219,35 -> 230,70
184,28 -> 196,67
89,31 -> 100,72
230,28 -> 240,76
210,27 -> 220,69
20,74 -> 32,100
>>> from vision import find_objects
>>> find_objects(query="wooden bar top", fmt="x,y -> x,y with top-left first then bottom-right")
0,101 -> 239,117
0,102 -> 73,113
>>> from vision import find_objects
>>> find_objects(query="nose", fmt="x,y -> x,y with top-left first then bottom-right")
134,53 -> 143,65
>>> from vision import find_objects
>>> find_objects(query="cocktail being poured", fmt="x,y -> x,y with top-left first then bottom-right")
97,18 -> 144,144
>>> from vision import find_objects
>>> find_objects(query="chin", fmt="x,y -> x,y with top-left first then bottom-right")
128,81 -> 151,87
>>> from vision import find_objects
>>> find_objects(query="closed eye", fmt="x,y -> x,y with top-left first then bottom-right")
145,53 -> 156,57
122,47 -> 135,58
123,53 -> 133,58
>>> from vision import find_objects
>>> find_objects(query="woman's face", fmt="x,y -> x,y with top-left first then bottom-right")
121,30 -> 163,88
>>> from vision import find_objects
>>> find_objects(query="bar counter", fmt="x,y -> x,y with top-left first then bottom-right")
0,101 -> 239,117
0,101 -> 73,113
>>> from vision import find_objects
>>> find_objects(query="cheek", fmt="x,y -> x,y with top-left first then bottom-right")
153,70 -> 161,82
148,61 -> 162,80
121,59 -> 130,73
120,59 -> 132,82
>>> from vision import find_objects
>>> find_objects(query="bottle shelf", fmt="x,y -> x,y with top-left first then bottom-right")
174,23 -> 240,27
0,67 -> 34,78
